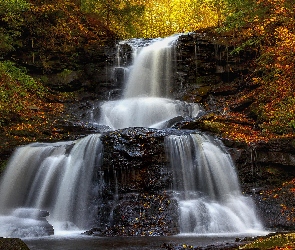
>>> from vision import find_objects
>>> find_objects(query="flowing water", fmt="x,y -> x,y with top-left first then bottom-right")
0,35 -> 266,248
123,35 -> 178,98
0,135 -> 102,237
98,34 -> 201,130
165,134 -> 262,234
99,97 -> 200,130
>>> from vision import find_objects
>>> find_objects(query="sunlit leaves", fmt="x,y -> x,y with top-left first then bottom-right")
220,0 -> 258,32
198,112 -> 269,144
0,0 -> 30,15
139,0 -> 222,38
0,0 -> 30,55
253,0 -> 295,134
241,233 -> 295,249
82,0 -> 145,38
83,0 -> 223,38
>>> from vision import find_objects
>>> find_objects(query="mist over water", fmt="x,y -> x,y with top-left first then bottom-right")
99,97 -> 201,130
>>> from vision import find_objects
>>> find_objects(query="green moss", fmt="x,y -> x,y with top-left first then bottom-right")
240,233 -> 295,250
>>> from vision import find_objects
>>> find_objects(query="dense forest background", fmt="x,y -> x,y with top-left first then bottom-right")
0,0 -> 294,158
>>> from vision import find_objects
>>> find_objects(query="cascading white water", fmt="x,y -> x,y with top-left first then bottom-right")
165,134 -> 263,234
99,35 -> 202,130
0,34 -> 264,239
0,134 -> 102,237
99,97 -> 200,130
123,35 -> 178,98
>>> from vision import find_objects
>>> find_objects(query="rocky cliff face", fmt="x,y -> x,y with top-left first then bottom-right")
173,32 -> 258,105
86,128 -> 182,236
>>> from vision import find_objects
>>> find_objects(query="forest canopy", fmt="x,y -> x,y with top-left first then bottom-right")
0,0 -> 294,146
81,0 -> 224,38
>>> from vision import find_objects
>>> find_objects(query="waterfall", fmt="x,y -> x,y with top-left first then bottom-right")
99,35 -> 202,130
123,35 -> 178,98
0,34 -> 264,238
0,134 -> 103,237
165,134 -> 263,234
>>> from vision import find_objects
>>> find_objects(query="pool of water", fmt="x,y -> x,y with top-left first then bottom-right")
23,232 -> 268,250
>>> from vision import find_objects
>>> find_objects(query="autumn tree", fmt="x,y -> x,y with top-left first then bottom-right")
79,0 -> 227,38
139,0 -> 223,38
81,0 -> 145,38
0,0 -> 116,151
0,0 -> 30,57
221,0 -> 295,135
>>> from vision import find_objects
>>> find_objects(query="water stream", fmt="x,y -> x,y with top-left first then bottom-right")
0,35 -> 265,247
165,134 -> 262,234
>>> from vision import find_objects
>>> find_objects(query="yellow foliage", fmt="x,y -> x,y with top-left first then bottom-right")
87,0 -> 223,38
138,0 -> 224,38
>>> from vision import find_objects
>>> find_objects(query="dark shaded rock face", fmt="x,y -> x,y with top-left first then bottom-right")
172,32 -> 257,105
101,128 -> 172,193
87,192 -> 178,236
90,128 -> 187,236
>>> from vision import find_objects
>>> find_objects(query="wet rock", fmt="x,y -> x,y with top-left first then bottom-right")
0,238 -> 29,250
160,242 -> 242,250
101,128 -> 183,193
96,128 -> 196,236
90,193 -> 178,236
172,32 -> 258,106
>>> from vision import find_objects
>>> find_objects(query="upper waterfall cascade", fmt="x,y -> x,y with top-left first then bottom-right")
123,35 -> 178,98
0,35 -> 264,238
98,35 -> 202,130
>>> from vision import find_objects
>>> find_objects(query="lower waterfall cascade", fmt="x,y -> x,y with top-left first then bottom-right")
0,134 -> 102,237
0,35 -> 264,238
165,134 -> 263,234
